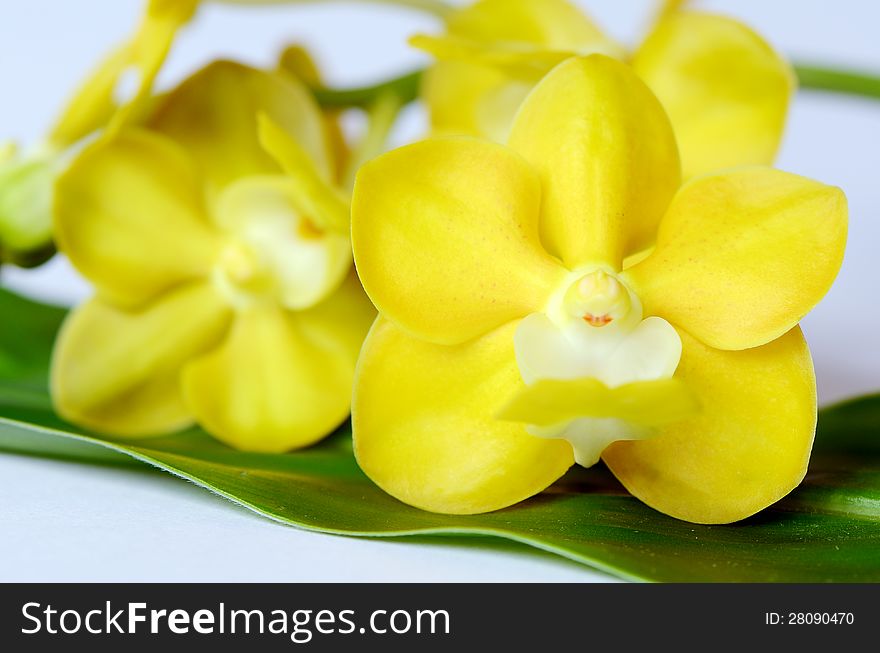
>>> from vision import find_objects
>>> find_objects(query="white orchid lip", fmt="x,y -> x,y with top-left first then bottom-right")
512,265 -> 684,467
211,176 -> 351,311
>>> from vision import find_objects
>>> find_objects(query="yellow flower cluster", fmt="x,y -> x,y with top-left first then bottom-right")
8,0 -> 847,523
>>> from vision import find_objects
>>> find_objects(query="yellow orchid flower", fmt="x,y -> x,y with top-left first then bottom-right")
350,55 -> 847,524
1,0 -> 197,267
414,0 -> 794,180
50,61 -> 375,453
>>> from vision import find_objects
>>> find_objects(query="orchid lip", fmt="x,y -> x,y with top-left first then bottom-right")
211,178 -> 352,312
513,266 -> 684,467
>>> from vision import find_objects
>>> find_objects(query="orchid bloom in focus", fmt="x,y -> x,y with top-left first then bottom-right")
414,0 -> 794,180
350,55 -> 847,524
51,61 -> 374,452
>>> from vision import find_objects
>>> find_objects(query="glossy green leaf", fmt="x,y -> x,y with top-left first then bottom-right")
0,289 -> 65,395
0,288 -> 878,582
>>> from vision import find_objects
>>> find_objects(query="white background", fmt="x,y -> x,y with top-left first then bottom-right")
1,0 -> 878,581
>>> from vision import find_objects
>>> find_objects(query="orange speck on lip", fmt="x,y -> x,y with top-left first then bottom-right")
583,313 -> 613,327
297,217 -> 324,240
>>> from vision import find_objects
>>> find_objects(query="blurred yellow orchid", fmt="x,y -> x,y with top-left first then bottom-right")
350,55 -> 847,523
1,0 -> 197,267
413,0 -> 795,180
51,61 -> 374,452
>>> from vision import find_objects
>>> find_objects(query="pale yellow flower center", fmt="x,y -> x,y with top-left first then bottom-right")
563,270 -> 632,327
215,242 -> 272,294
211,178 -> 351,311
514,267 -> 683,466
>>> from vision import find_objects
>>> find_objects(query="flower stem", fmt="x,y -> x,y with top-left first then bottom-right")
353,0 -> 452,17
311,69 -> 422,108
218,0 -> 452,19
794,63 -> 880,101
313,64 -> 880,110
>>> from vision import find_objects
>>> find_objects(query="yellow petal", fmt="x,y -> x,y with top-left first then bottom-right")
54,129 -> 221,307
351,137 -> 566,345
411,34 -> 572,81
603,327 -> 816,524
183,273 -> 374,453
277,44 -> 323,86
417,0 -> 620,142
48,46 -> 131,148
625,167 -> 847,351
421,61 -> 524,141
498,377 -> 698,427
353,318 -> 573,514
49,0 -> 199,147
652,0 -> 693,25
291,271 -> 376,370
508,55 -> 681,269
51,282 -> 232,437
444,0 -> 611,53
633,12 -> 795,179
277,45 -> 349,183
256,113 -> 349,232
148,61 -> 331,198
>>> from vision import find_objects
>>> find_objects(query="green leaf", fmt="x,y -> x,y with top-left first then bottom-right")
0,287 -> 878,582
0,288 -> 65,398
